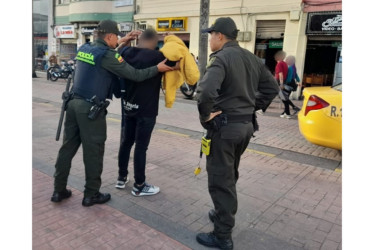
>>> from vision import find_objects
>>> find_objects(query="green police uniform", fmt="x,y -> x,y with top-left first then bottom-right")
53,26 -> 159,203
197,26 -> 279,242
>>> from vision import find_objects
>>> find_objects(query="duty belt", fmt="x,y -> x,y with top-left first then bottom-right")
71,93 -> 94,103
203,113 -> 256,132
225,114 -> 253,123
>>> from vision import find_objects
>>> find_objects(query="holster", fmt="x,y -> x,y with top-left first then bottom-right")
201,114 -> 228,132
88,96 -> 110,120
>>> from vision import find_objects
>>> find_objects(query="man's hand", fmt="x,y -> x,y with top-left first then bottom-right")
157,59 -> 174,72
205,111 -> 222,122
173,61 -> 181,70
118,30 -> 142,47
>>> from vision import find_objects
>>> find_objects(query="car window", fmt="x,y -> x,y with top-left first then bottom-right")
332,82 -> 342,92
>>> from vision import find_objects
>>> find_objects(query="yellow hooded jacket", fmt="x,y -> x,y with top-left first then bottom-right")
160,35 -> 200,108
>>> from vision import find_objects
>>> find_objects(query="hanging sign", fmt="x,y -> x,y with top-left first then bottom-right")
156,17 -> 188,32
269,40 -> 283,49
54,25 -> 76,38
306,12 -> 342,35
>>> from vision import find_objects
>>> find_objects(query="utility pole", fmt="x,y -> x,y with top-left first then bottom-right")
198,0 -> 210,80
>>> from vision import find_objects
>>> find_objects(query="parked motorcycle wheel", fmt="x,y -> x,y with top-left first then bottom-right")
50,73 -> 59,81
48,67 -> 60,81
180,82 -> 196,99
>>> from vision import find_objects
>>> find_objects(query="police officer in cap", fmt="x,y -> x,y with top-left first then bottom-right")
196,17 -> 279,249
51,20 -> 174,207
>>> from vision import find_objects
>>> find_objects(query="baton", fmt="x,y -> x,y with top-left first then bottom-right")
56,75 -> 73,141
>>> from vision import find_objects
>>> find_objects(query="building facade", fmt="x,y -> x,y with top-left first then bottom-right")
50,0 -> 342,95
134,0 -> 306,74
134,0 -> 342,98
33,0 -> 49,70
52,0 -> 135,62
302,0 -> 342,88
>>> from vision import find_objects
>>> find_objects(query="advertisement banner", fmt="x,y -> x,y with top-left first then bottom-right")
54,25 -> 76,39
306,12 -> 342,35
156,17 -> 188,32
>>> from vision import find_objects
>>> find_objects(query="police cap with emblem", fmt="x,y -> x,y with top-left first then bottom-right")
97,20 -> 126,37
202,17 -> 239,39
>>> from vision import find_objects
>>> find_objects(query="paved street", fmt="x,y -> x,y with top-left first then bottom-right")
33,73 -> 342,249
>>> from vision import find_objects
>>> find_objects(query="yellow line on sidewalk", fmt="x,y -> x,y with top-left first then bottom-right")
245,149 -> 276,157
335,168 -> 342,173
39,103 -> 53,107
107,118 -> 121,123
158,129 -> 190,137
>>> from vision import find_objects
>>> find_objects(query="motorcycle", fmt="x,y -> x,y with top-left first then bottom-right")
48,60 -> 75,81
180,82 -> 198,99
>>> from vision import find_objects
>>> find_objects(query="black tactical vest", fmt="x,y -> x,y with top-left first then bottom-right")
72,43 -> 117,101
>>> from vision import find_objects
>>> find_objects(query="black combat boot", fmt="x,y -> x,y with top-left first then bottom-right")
82,192 -> 111,207
196,232 -> 233,250
51,189 -> 72,202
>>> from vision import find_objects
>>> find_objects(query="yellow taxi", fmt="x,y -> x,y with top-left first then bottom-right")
298,83 -> 342,150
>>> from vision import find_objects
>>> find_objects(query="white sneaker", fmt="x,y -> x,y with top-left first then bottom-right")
131,182 -> 160,197
280,114 -> 292,119
115,176 -> 129,189
256,110 -> 264,115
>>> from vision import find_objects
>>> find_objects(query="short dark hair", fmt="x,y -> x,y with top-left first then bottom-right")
224,34 -> 236,41
140,28 -> 158,41
97,31 -> 109,40
212,31 -> 236,41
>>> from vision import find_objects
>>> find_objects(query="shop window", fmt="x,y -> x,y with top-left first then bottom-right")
303,39 -> 341,86
255,39 -> 284,75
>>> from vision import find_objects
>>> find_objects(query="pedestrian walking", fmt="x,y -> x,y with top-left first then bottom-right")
51,20 -> 174,207
196,17 -> 279,250
114,28 -> 166,196
48,53 -> 57,67
285,55 -> 301,113
275,50 -> 291,118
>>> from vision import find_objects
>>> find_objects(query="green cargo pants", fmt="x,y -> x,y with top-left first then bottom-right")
54,98 -> 107,198
206,121 -> 254,239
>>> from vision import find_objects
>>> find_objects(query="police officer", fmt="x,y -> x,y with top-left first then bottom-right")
196,17 -> 279,249
51,20 -> 174,207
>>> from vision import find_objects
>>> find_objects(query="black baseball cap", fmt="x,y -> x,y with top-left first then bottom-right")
202,17 -> 239,39
97,20 -> 126,37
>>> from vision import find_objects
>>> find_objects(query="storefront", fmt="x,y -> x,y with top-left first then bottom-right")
81,26 -> 96,44
155,17 -> 190,48
303,11 -> 342,86
34,36 -> 48,70
54,25 -> 77,62
254,20 -> 286,75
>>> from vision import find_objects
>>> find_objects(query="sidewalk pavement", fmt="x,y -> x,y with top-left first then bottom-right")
33,169 -> 190,250
33,75 -> 342,249
33,74 -> 341,163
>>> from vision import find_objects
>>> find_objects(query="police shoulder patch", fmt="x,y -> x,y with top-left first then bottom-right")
206,57 -> 216,69
115,53 -> 124,63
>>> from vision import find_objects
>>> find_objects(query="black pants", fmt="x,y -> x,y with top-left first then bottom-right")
281,90 -> 296,115
118,115 -> 156,185
206,122 -> 254,238
54,99 -> 107,198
